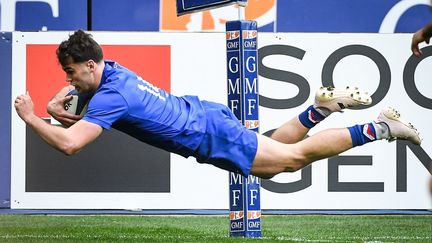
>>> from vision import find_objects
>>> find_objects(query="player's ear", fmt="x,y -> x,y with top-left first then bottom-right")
87,59 -> 96,71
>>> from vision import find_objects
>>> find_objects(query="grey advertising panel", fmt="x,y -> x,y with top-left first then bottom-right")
26,125 -> 170,192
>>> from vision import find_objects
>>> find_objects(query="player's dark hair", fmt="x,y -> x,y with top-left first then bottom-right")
56,30 -> 103,66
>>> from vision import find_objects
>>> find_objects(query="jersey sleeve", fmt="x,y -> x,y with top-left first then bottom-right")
82,88 -> 128,129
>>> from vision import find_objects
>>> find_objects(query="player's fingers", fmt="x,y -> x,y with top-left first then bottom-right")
15,94 -> 26,102
14,97 -> 20,105
411,45 -> 421,57
62,95 -> 74,103
24,91 -> 33,100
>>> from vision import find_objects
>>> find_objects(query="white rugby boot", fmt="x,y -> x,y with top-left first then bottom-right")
375,107 -> 422,145
314,86 -> 372,114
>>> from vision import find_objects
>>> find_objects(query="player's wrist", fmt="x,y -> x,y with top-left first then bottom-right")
23,113 -> 40,124
422,26 -> 432,39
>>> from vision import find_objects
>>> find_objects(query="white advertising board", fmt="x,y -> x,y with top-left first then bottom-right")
10,32 -> 432,209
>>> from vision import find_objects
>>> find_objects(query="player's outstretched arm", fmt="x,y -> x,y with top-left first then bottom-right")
411,21 -> 432,57
15,91 -> 102,155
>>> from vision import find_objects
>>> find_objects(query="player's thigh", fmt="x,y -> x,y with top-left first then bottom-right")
251,134 -> 303,177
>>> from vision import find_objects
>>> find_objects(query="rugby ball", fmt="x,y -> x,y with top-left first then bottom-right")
64,90 -> 91,116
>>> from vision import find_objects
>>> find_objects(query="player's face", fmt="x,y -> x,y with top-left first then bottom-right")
62,60 -> 97,93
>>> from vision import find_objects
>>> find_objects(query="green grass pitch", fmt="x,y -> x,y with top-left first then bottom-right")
0,214 -> 431,242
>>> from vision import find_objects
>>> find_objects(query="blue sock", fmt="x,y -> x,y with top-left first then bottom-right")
298,105 -> 326,128
348,123 -> 377,147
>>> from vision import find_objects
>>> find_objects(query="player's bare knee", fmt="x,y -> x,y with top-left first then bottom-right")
284,163 -> 304,172
250,164 -> 280,179
283,147 -> 308,172
260,173 -> 275,180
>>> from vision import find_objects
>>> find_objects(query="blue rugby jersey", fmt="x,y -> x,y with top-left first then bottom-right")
82,61 -> 206,157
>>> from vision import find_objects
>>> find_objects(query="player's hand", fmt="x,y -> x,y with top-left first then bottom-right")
411,29 -> 430,57
15,91 -> 36,123
47,95 -> 82,127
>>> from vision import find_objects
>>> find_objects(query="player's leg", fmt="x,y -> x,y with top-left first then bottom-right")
271,86 -> 372,144
250,107 -> 421,179
250,128 -> 353,179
